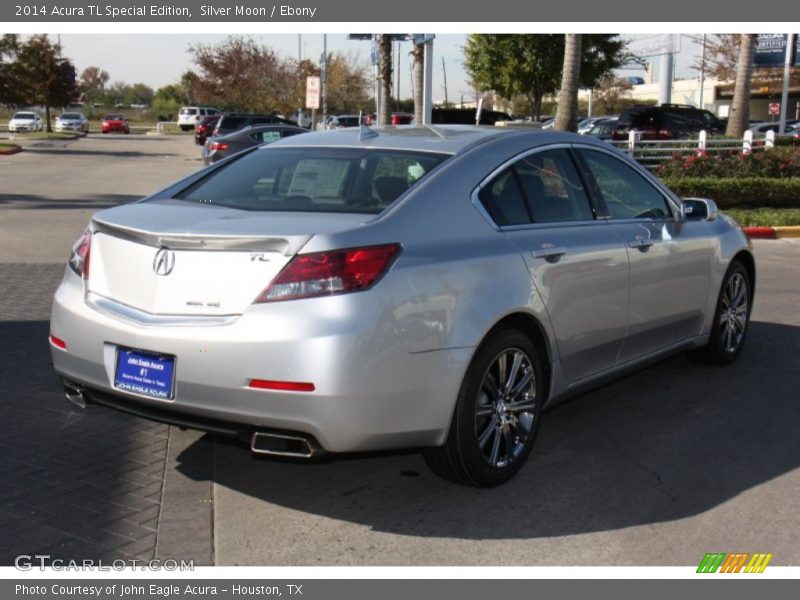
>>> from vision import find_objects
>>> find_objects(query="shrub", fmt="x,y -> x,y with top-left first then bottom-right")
662,177 -> 800,208
657,146 -> 800,179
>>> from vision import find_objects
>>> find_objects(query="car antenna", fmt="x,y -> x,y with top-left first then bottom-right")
420,123 -> 446,140
359,124 -> 379,141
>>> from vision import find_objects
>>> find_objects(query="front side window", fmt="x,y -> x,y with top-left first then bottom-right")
174,148 -> 449,214
580,150 -> 671,220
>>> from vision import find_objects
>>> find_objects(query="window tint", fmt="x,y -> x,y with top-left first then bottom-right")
478,168 -> 530,226
175,148 -> 448,214
581,150 -> 671,220
513,150 -> 594,223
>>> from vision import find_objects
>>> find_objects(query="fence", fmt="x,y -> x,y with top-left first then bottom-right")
610,130 -> 778,171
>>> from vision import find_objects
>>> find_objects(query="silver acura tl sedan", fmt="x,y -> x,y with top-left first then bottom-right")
50,126 -> 755,487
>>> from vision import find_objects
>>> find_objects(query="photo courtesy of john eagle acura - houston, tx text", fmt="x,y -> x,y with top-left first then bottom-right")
49,125 -> 755,487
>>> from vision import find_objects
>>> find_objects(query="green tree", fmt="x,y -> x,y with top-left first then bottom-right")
13,35 -> 76,131
0,35 -> 22,107
464,34 -> 633,120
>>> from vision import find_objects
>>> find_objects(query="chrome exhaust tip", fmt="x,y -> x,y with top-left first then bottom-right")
63,380 -> 87,409
250,431 -> 323,458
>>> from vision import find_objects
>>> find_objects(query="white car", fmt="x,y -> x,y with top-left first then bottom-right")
178,107 -> 220,131
55,112 -> 90,133
8,111 -> 43,133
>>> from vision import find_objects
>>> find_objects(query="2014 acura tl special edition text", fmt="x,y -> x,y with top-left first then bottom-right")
50,126 -> 755,487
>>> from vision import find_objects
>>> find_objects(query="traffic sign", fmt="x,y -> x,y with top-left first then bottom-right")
306,76 -> 321,110
769,102 -> 780,116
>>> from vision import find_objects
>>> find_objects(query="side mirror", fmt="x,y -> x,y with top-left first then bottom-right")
682,198 -> 718,222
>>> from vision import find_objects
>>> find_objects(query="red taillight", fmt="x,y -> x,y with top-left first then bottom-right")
209,142 -> 229,151
248,379 -> 315,392
68,230 -> 91,278
255,243 -> 401,303
49,335 -> 66,349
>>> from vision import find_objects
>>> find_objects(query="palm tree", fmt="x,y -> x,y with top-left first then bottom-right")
378,35 -> 393,125
725,34 -> 756,138
554,34 -> 582,132
412,41 -> 424,124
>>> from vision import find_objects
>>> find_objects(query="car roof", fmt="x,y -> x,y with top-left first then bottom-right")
263,124 -> 594,155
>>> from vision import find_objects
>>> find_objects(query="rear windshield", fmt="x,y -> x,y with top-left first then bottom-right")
218,116 -> 248,132
175,147 -> 450,213
60,113 -> 83,119
180,108 -> 197,115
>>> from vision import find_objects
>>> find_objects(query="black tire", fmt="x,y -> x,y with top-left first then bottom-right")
690,261 -> 751,365
423,328 -> 544,487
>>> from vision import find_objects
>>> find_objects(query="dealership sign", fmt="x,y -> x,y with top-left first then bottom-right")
754,34 -> 797,67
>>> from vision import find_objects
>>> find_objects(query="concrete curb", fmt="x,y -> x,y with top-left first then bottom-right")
0,144 -> 22,156
743,226 -> 800,239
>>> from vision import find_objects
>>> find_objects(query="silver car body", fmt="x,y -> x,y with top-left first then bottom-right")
55,112 -> 89,133
50,126 -> 754,454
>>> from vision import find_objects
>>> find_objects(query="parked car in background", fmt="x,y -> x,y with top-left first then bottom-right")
578,116 -> 615,135
50,126 -> 755,487
747,122 -> 799,136
202,124 -> 307,165
178,107 -> 220,131
101,114 -> 130,134
586,118 -> 618,140
612,104 -> 725,141
431,108 -> 513,125
211,113 -> 298,138
8,111 -> 43,133
324,114 -> 362,129
194,115 -> 221,146
364,112 -> 414,126
55,112 -> 89,134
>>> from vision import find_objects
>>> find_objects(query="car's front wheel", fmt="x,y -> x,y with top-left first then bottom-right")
423,328 -> 543,487
691,261 -> 751,364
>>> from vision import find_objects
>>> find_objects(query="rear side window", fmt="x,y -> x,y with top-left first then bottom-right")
580,150 -> 671,220
175,148 -> 449,213
478,149 -> 595,226
250,130 -> 282,143
514,150 -> 594,223
478,168 -> 530,226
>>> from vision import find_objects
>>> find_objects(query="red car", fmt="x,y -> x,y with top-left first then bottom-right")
101,114 -> 129,134
194,114 -> 221,146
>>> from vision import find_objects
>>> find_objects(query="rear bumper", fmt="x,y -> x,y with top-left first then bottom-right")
50,269 -> 469,453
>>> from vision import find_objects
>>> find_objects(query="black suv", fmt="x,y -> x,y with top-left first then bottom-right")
211,113 -> 300,138
431,108 -> 513,125
612,104 -> 724,141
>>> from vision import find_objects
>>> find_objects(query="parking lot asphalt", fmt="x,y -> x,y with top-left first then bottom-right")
1,134 -> 798,566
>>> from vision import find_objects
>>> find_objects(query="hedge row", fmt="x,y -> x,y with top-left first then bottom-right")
661,177 -> 800,208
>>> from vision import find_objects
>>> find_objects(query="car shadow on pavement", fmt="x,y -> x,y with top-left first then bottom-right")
176,320 -> 800,540
0,193 -> 140,210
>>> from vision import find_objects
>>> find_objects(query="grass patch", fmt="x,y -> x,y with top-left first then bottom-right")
9,131 -> 81,140
722,207 -> 800,227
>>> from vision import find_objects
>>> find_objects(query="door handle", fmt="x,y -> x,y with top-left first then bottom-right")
627,237 -> 656,250
531,245 -> 567,260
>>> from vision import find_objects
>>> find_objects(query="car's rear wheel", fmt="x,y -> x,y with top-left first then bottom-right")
690,261 -> 751,365
423,328 -> 543,487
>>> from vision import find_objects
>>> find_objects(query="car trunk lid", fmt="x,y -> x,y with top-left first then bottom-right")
87,201 -> 368,316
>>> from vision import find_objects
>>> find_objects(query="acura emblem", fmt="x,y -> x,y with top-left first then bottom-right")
153,248 -> 175,276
